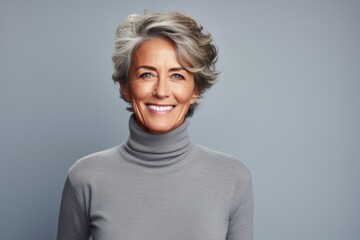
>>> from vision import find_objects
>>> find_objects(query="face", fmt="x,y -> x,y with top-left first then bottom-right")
121,38 -> 198,134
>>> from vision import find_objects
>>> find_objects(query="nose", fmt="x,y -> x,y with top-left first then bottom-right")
153,76 -> 170,98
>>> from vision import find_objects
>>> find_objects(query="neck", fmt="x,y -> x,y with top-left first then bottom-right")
121,115 -> 197,172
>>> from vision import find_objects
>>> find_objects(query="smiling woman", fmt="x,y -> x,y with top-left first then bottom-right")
123,38 -> 198,133
57,11 -> 253,240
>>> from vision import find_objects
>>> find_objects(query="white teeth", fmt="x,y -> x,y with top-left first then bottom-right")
147,104 -> 174,112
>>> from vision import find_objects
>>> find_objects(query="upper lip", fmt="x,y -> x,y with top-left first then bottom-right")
146,103 -> 175,106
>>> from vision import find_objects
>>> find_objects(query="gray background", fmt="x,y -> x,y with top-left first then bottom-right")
1,0 -> 359,239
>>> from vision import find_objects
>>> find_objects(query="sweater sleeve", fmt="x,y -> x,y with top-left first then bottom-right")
56,176 -> 91,240
226,176 -> 254,240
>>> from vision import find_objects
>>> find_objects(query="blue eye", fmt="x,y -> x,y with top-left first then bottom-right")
172,73 -> 184,80
140,73 -> 154,79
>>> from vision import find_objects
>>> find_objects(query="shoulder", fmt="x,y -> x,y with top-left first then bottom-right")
194,144 -> 252,183
67,145 -> 121,186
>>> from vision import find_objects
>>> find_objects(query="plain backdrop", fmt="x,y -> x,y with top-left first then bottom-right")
1,0 -> 359,239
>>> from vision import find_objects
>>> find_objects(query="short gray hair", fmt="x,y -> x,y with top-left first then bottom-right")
112,11 -> 219,115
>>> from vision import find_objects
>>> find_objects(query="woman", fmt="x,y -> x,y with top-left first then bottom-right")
57,11 -> 253,240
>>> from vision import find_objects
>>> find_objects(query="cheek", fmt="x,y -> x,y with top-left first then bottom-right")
130,83 -> 152,102
174,85 -> 197,103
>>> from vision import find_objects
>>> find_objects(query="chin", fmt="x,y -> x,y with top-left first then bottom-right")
144,121 -> 180,134
146,126 -> 174,134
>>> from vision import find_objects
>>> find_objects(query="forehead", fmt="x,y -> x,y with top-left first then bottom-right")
132,38 -> 180,65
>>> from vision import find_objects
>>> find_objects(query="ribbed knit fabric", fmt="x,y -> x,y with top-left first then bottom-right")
56,115 -> 253,240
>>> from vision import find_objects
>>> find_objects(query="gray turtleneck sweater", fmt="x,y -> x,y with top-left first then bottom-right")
56,116 -> 253,240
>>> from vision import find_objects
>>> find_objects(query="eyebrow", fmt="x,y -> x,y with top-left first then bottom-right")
135,66 -> 187,72
135,65 -> 156,71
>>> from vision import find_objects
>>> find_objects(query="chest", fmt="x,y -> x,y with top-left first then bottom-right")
88,169 -> 233,240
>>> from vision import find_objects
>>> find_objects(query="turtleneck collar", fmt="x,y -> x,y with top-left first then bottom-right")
120,115 -> 197,173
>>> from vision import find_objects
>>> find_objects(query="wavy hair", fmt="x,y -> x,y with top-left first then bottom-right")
112,11 -> 219,115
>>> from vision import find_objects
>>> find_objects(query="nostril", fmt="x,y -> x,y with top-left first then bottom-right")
153,80 -> 171,98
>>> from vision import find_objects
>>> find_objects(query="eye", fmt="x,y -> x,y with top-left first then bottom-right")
172,73 -> 185,80
139,72 -> 154,79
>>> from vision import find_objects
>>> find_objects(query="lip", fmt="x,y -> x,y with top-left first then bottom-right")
146,104 -> 175,113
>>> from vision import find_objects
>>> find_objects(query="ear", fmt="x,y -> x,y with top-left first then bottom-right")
190,89 -> 199,104
120,83 -> 131,102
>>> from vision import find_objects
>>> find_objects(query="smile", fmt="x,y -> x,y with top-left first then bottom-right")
146,104 -> 175,112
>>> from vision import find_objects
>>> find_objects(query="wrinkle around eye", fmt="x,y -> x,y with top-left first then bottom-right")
139,72 -> 156,79
171,73 -> 185,80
